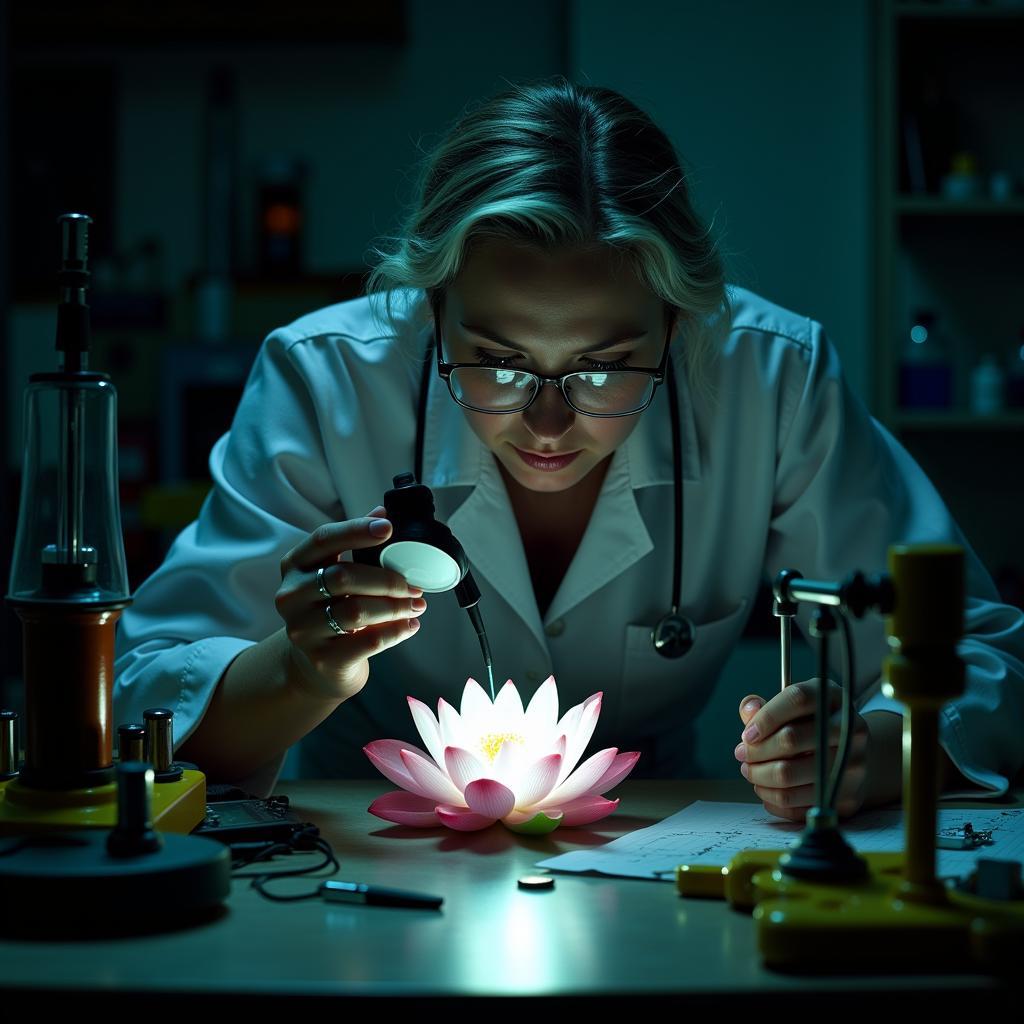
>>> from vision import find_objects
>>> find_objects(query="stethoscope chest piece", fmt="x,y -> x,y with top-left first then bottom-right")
652,611 -> 695,659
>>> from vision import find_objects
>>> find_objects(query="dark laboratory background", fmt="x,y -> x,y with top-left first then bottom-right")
1,1 -> 1022,777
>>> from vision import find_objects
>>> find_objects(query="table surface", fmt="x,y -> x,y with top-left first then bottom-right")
0,779 -> 1017,1006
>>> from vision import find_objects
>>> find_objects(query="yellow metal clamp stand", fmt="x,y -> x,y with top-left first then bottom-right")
675,545 -> 1024,973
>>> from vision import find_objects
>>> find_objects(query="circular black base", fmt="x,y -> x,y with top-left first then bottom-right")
779,825 -> 869,883
0,829 -> 231,938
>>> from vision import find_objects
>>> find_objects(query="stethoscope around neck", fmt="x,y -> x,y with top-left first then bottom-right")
408,326 -> 696,660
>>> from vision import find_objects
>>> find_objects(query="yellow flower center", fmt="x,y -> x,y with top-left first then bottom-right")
478,731 -> 524,763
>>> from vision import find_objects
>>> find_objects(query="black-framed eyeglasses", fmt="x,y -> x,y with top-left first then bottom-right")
431,297 -> 676,418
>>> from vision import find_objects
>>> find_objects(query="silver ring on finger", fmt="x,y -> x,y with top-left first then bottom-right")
324,603 -> 347,636
317,566 -> 333,600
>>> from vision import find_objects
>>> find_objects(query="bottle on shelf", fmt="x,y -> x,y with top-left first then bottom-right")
898,310 -> 953,411
1007,329 -> 1024,410
969,355 -> 1005,417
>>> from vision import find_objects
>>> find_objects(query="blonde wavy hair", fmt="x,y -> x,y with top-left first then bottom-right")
365,77 -> 729,386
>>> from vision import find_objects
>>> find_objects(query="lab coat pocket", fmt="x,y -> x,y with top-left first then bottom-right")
618,599 -> 750,736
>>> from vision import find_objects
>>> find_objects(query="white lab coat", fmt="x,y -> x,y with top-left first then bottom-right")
113,286 -> 1024,799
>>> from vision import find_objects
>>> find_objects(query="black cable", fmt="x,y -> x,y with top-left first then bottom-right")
666,355 -> 683,617
230,827 -> 340,902
825,612 -> 857,812
415,309 -> 436,485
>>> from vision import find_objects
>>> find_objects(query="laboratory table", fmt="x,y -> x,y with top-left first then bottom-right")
0,779 -> 1016,1008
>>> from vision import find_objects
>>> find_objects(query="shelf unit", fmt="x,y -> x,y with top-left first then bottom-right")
874,0 -> 1024,589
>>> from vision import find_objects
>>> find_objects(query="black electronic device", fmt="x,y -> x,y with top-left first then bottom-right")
192,795 -> 313,846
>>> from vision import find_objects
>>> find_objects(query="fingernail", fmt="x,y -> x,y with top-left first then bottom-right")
742,723 -> 760,743
734,743 -> 746,762
411,598 -> 427,612
369,518 -> 391,537
739,763 -> 750,780
407,585 -> 424,597
368,505 -> 386,515
408,617 -> 421,631
743,700 -> 761,715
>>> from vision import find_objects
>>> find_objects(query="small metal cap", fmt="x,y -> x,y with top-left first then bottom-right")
117,723 -> 146,763
143,707 -> 175,773
517,875 -> 555,891
1,710 -> 20,779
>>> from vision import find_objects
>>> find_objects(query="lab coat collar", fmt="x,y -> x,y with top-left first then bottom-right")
417,326 -> 701,646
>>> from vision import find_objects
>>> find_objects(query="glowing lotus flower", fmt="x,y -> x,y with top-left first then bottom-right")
363,675 -> 640,834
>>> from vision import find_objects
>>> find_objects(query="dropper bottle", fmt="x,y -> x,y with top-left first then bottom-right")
352,473 -> 496,700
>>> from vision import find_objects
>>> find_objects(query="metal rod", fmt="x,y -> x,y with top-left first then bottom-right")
779,614 -> 792,692
816,617 -> 829,814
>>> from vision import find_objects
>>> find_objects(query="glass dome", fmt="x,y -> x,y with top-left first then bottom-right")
7,374 -> 130,605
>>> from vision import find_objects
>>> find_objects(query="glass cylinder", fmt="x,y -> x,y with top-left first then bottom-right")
7,373 -> 129,605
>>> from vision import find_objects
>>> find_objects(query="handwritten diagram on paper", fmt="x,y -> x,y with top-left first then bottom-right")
534,801 -> 1024,882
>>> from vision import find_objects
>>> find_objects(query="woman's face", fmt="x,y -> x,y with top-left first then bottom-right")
441,238 -> 675,496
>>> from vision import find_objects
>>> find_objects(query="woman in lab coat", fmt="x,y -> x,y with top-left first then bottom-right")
114,79 -> 1024,816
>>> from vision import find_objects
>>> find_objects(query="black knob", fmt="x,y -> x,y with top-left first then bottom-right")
106,761 -> 164,857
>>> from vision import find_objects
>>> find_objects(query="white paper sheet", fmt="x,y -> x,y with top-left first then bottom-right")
534,801 -> 1024,882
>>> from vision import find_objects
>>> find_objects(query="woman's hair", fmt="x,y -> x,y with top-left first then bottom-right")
365,76 -> 729,385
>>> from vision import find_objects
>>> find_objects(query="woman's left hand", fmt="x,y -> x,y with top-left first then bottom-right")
735,679 -> 871,821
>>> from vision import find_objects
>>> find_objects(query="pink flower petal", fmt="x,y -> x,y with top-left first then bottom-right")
464,778 -> 516,819
436,804 -> 497,832
400,748 -> 466,805
407,696 -> 446,768
539,747 -> 618,809
367,790 -> 442,827
363,738 -> 432,791
444,745 -> 486,792
555,794 -> 620,827
515,752 -> 562,808
587,750 -> 642,795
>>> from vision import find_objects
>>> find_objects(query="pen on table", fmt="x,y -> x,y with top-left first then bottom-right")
318,880 -> 443,909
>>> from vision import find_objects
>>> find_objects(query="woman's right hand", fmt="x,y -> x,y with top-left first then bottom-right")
275,506 -> 427,702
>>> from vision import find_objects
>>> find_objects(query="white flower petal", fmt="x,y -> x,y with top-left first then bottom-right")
494,679 -> 525,726
538,747 -> 618,809
399,748 -> 466,805
492,734 -> 526,792
438,697 -> 469,750
407,696 -> 445,769
524,675 -> 559,734
460,677 -> 494,727
557,695 -> 602,787
444,745 -> 486,792
515,752 -> 562,808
